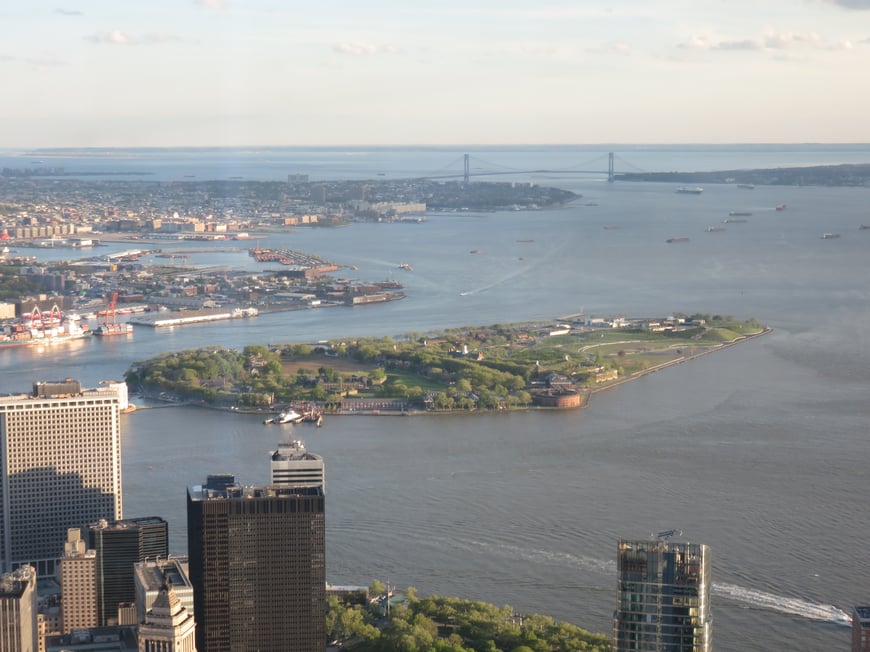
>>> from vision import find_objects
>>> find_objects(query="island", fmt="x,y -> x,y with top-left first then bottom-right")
124,313 -> 769,415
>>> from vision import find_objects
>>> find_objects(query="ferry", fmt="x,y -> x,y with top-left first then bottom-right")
737,184 -> 755,189
264,410 -> 303,425
675,187 -> 703,194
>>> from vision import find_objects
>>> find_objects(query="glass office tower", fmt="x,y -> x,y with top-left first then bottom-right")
613,539 -> 712,651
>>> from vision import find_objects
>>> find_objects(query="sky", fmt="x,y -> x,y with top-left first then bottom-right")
1,0 -> 869,147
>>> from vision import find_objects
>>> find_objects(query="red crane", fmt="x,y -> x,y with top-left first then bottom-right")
104,292 -> 119,328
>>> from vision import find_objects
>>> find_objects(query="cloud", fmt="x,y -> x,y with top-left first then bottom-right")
0,54 -> 64,71
332,43 -> 404,56
86,30 -> 132,45
679,31 -> 825,53
761,31 -> 822,49
820,0 -> 870,9
54,8 -> 83,16
195,0 -> 227,10
85,30 -> 180,46
586,42 -> 633,56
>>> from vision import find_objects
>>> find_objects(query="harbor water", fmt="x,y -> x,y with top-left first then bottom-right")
1,145 -> 869,650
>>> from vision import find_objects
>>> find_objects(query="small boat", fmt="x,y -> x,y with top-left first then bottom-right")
675,187 -> 703,194
737,184 -> 755,189
775,204 -> 787,211
469,249 -> 481,254
820,233 -> 840,239
729,211 -> 752,217
724,218 -> 748,224
398,263 -> 413,271
666,237 -> 690,243
706,226 -> 727,232
264,410 -> 303,425
860,225 -> 870,230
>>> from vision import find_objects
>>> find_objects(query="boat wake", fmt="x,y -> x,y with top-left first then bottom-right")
458,539 -> 852,627
712,583 -> 852,626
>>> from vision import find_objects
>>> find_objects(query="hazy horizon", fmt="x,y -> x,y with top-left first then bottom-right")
3,1 -> 869,148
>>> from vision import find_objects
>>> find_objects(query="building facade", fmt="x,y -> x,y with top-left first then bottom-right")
0,565 -> 37,652
59,528 -> 98,633
87,517 -> 169,627
137,582 -> 197,652
134,558 -> 194,626
854,606 -> 870,652
613,539 -> 712,652
270,439 -> 325,491
187,475 -> 326,652
0,380 -> 122,576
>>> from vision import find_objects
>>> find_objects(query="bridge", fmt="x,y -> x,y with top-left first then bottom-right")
417,152 -> 643,184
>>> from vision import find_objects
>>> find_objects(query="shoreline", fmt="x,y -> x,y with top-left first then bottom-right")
135,327 -> 770,418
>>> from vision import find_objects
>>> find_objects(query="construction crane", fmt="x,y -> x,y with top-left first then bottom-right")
103,292 -> 119,329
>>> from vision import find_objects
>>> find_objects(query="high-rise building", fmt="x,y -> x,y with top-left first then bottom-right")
137,581 -> 197,652
0,565 -> 37,652
613,538 -> 712,652
59,528 -> 98,633
134,557 -> 194,626
187,475 -> 326,652
854,606 -> 870,652
0,380 -> 122,576
270,439 -> 325,490
87,517 -> 168,626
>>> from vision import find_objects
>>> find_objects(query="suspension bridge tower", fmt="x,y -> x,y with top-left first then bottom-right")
608,152 -> 615,183
463,154 -> 470,185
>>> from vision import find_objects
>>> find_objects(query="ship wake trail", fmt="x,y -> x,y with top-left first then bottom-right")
459,539 -> 852,627
712,583 -> 852,626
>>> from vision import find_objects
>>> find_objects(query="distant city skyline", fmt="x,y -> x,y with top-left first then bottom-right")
2,0 -> 869,148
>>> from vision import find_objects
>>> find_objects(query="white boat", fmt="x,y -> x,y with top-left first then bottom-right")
676,187 -> 704,194
264,410 -> 303,425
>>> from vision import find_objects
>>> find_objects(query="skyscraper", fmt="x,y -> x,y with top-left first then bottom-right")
86,516 -> 168,626
0,380 -> 122,576
134,557 -> 194,626
270,439 -> 325,490
59,528 -> 98,633
187,475 -> 326,652
137,581 -> 197,652
613,538 -> 712,652
0,565 -> 37,652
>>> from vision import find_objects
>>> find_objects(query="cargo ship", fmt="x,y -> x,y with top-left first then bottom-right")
94,292 -> 134,336
1,306 -> 91,348
94,323 -> 134,336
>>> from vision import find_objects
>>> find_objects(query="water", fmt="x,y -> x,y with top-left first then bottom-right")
2,145 -> 869,650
